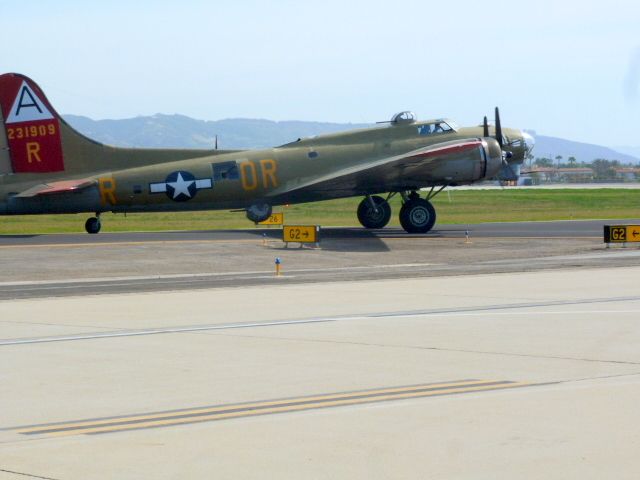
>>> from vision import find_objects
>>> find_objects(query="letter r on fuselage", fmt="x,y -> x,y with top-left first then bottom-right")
98,177 -> 117,205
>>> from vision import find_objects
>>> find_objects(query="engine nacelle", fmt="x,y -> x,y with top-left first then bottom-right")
422,138 -> 502,184
482,138 -> 504,180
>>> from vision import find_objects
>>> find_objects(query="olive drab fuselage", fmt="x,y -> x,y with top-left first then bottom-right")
0,74 -> 534,233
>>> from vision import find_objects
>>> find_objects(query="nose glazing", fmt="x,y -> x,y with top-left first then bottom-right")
522,131 -> 535,155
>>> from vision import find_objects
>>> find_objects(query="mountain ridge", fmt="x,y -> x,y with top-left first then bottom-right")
63,114 -> 639,164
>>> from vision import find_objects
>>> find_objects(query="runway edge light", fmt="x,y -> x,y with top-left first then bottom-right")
275,257 -> 282,276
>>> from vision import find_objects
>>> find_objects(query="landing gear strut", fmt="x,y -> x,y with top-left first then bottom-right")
356,187 -> 444,233
357,195 -> 391,229
85,214 -> 101,234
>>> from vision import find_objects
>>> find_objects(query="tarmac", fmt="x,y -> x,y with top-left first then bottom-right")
1,219 -> 639,299
1,220 -> 640,479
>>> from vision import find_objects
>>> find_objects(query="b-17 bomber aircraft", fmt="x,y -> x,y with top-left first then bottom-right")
0,73 -> 534,234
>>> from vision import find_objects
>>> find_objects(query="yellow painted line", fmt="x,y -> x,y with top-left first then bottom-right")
486,236 -> 601,240
384,236 -> 601,241
18,379 -> 490,434
55,382 -> 530,436
20,380 -> 530,437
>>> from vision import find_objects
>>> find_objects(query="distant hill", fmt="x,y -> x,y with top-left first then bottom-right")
530,132 -> 640,164
64,114 -> 369,150
613,145 -> 640,160
64,114 -> 639,164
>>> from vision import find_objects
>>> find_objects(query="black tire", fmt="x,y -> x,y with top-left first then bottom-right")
399,198 -> 436,233
85,217 -> 101,234
246,203 -> 272,223
357,196 -> 392,229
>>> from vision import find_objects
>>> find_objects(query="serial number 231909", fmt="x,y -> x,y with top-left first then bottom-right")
7,123 -> 57,140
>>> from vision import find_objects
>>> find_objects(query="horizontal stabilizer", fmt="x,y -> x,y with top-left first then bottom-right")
15,178 -> 96,198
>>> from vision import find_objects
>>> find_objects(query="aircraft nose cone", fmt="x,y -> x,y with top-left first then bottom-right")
522,131 -> 535,155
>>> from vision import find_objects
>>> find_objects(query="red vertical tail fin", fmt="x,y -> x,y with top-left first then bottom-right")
1,72 -> 229,179
0,73 -> 65,174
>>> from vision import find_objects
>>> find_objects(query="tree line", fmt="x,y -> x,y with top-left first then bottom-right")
529,155 -> 636,181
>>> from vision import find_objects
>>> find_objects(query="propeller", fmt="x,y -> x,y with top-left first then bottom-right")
482,106 -> 510,159
494,107 -> 503,149
481,108 -> 502,147
482,107 -> 505,152
482,107 -> 518,184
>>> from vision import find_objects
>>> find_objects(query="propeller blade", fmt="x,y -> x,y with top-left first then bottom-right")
483,116 -> 489,137
495,107 -> 503,148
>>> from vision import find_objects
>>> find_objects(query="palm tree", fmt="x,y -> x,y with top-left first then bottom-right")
555,155 -> 563,168
568,156 -> 577,167
535,157 -> 553,167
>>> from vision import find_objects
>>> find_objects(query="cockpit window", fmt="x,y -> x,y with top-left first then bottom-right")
417,121 -> 455,136
443,120 -> 459,130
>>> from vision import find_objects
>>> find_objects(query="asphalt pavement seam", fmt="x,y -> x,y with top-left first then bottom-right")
0,468 -> 60,480
205,332 -> 640,367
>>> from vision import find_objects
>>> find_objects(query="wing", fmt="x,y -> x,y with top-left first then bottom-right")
268,138 -> 487,203
14,178 -> 97,198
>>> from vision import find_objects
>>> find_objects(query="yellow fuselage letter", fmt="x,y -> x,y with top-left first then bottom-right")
240,162 -> 258,191
260,159 -> 278,188
98,177 -> 117,205
26,142 -> 42,163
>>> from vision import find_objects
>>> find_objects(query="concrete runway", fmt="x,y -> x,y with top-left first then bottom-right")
2,220 -> 640,478
1,267 -> 640,479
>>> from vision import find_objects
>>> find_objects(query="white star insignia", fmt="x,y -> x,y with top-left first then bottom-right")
167,173 -> 195,199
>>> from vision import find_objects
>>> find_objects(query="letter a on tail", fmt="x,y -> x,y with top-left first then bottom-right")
0,73 -> 65,173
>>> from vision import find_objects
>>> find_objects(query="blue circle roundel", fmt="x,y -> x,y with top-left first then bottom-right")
165,171 -> 197,202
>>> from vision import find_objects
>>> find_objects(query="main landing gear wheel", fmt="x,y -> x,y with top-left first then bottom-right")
399,198 -> 436,234
85,216 -> 101,234
357,196 -> 392,229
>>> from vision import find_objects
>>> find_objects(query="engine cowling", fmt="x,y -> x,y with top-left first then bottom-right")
482,137 -> 504,180
424,138 -> 502,183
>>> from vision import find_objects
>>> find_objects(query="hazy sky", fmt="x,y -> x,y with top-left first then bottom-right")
1,0 -> 639,146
